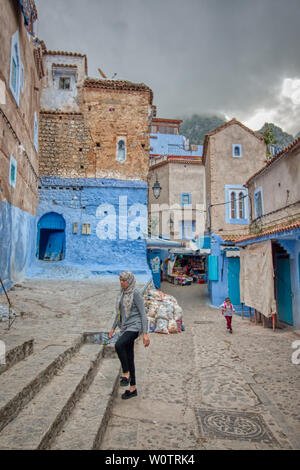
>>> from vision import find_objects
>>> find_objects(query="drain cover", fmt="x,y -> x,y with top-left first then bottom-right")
195,409 -> 278,443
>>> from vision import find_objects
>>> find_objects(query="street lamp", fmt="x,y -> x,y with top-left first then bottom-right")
152,176 -> 162,199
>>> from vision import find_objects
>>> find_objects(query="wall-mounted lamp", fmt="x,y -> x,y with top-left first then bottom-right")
152,175 -> 162,199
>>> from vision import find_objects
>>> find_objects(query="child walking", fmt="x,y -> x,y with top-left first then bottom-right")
219,297 -> 235,333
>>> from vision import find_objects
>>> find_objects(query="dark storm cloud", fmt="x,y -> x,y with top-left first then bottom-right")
35,0 -> 300,134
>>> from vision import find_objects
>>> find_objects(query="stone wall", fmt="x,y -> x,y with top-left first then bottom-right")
39,75 -> 153,182
39,112 -> 95,178
82,85 -> 151,181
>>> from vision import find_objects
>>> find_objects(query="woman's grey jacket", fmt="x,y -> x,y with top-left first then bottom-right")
112,289 -> 148,335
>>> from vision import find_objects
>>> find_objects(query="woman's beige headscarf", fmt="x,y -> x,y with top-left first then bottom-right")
116,270 -> 136,319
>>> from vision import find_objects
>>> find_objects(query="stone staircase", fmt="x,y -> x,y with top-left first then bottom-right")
0,333 -> 120,450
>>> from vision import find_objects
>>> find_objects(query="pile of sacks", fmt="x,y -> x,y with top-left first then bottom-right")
144,289 -> 184,335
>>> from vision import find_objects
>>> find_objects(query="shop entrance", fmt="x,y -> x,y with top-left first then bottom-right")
167,254 -> 207,285
37,212 -> 66,261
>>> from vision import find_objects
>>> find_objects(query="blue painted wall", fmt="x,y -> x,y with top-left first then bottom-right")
208,234 -> 228,307
150,133 -> 203,157
0,200 -> 36,292
29,177 -> 152,278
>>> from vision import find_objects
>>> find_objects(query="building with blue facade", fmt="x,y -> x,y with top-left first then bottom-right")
31,50 -> 155,281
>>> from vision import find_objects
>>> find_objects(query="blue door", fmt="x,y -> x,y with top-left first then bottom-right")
228,257 -> 240,305
37,212 -> 66,261
275,256 -> 293,325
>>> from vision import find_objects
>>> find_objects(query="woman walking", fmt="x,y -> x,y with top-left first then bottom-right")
109,271 -> 150,400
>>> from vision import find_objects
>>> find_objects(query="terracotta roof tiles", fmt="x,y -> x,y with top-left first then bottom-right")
222,219 -> 300,243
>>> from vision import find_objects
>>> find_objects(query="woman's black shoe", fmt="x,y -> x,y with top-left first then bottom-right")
120,376 -> 130,386
121,389 -> 137,400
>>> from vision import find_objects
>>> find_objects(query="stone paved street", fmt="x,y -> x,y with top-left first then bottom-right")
101,282 -> 300,450
1,279 -> 300,450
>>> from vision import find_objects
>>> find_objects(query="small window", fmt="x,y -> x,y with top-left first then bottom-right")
226,185 -> 248,224
254,188 -> 264,218
9,155 -> 17,188
232,144 -> 242,158
9,31 -> 20,105
59,77 -> 71,90
181,193 -> 191,206
116,137 -> 126,162
181,220 -> 196,240
82,223 -> 91,235
73,222 -> 78,234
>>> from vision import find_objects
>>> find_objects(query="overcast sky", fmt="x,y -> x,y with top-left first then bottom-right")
35,0 -> 300,135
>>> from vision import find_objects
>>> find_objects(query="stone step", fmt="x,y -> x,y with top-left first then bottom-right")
0,343 -> 104,450
0,338 -> 34,375
0,335 -> 82,434
51,357 -> 120,450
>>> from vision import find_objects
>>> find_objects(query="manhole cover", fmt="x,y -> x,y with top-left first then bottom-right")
194,321 -> 215,325
195,409 -> 278,443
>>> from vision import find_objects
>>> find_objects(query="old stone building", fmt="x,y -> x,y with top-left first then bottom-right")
34,50 -> 154,276
148,119 -> 204,241
203,119 -> 267,307
0,0 -> 42,289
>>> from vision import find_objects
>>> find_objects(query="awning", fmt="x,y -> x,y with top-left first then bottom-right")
18,0 -> 38,35
146,237 -> 182,249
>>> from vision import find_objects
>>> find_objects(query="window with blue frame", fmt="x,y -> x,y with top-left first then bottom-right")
254,187 -> 264,218
181,193 -> 191,206
9,31 -> 21,106
116,137 -> 126,162
225,185 -> 249,224
232,144 -> 242,158
9,155 -> 17,188
180,220 -> 195,240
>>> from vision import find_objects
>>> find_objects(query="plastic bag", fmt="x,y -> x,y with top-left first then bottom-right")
155,318 -> 169,334
174,305 -> 183,321
156,304 -> 173,321
168,319 -> 178,334
148,317 -> 156,332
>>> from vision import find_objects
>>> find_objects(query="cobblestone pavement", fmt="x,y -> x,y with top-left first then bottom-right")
101,282 -> 300,451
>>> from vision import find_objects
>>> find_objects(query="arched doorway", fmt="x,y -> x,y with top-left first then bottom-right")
37,212 -> 66,261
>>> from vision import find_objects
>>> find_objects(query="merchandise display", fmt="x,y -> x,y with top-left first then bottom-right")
165,254 -> 207,286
